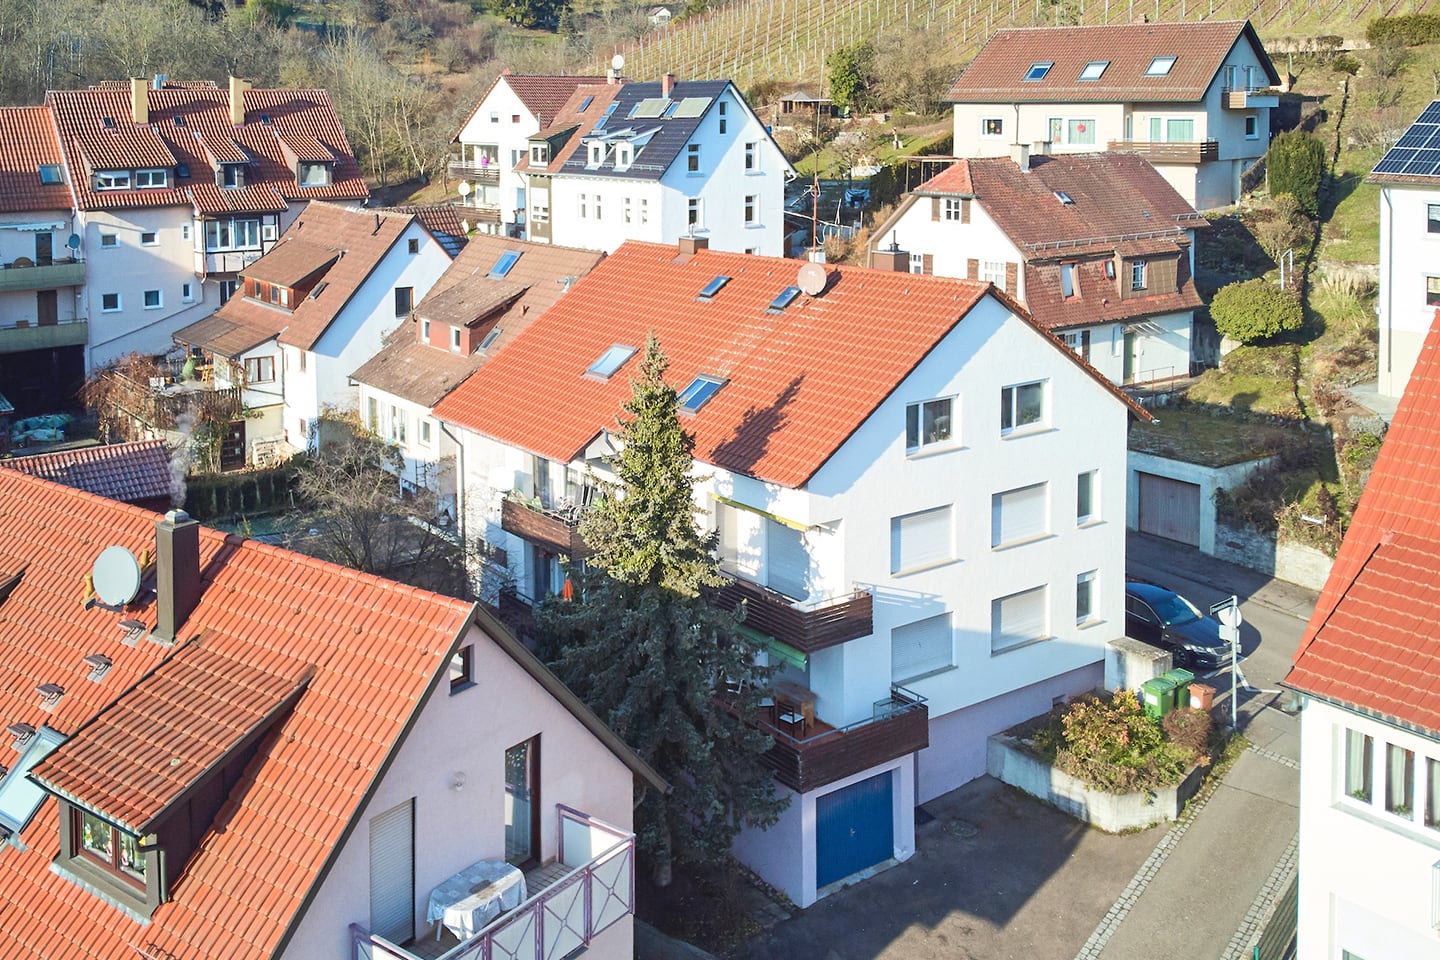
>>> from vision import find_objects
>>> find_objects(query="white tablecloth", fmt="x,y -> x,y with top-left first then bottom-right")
425,859 -> 527,941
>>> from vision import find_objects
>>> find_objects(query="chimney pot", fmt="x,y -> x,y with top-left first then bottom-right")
154,509 -> 201,645
869,242 -> 909,272
1010,142 -> 1031,173
130,78 -> 149,126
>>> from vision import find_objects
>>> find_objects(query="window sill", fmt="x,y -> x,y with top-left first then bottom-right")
1076,616 -> 1106,630
992,533 -> 1054,552
449,680 -> 476,696
744,170 -> 765,176
52,856 -> 154,921
991,635 -> 1053,657
894,664 -> 958,686
891,557 -> 960,578
1334,796 -> 1440,846
1000,425 -> 1055,441
1077,517 -> 1104,530
744,223 -> 763,229
906,442 -> 964,460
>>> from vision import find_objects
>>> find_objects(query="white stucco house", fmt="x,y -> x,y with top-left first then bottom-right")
946,20 -> 1280,210
1286,322 -> 1440,959
432,238 -> 1148,908
0,468 -> 664,960
869,150 -> 1207,385
519,75 -> 794,255
1370,100 -> 1440,400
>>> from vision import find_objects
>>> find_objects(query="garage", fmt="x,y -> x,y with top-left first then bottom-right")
1137,472 -> 1201,546
815,771 -> 894,889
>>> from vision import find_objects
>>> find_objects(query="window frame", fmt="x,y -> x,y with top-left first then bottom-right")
143,289 -> 162,309
890,611 -> 956,683
890,504 -> 954,575
1000,380 -> 1047,435
991,481 -> 1050,549
244,355 -> 276,384
1078,60 -> 1109,81
991,584 -> 1051,654
1146,55 -> 1177,77
100,232 -> 118,248
904,396 -> 956,454
687,143 -> 701,174
450,326 -> 462,351
744,194 -> 758,225
1076,570 -> 1098,624
981,117 -> 1005,138
73,807 -> 147,890
135,168 -> 168,189
94,170 -> 131,190
1244,114 -> 1259,139
182,282 -> 194,303
101,292 -> 121,313
1131,260 -> 1147,291
140,231 -> 158,246
1077,470 -> 1098,524
1024,62 -> 1054,82
394,286 -> 414,317
687,197 -> 702,228
1429,204 -> 1440,235
943,198 -> 964,220
744,141 -> 759,171
449,643 -> 475,694
297,160 -> 332,187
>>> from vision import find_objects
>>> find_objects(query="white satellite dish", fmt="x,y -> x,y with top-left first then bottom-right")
611,54 -> 626,72
796,261 -> 827,296
457,180 -> 471,196
92,545 -> 142,607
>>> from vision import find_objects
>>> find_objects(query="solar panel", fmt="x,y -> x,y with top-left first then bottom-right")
672,97 -> 712,118
1396,129 -> 1430,148
1404,153 -> 1440,174
767,286 -> 802,312
631,98 -> 670,119
1420,101 -> 1440,123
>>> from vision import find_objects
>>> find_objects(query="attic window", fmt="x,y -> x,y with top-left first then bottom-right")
766,285 -> 802,313
7,724 -> 35,749
479,327 -> 502,351
1024,62 -> 1053,82
38,165 -> 62,185
1146,56 -> 1177,77
698,275 -> 731,299
578,95 -> 594,112
490,250 -> 522,278
587,142 -> 604,167
35,684 -> 63,711
677,375 -> 726,414
298,161 -> 332,187
101,117 -> 115,129
1054,190 -> 1074,205
595,102 -> 619,131
587,344 -> 638,379
260,113 -> 272,125
83,654 -> 112,683
309,281 -> 329,300
1079,60 -> 1109,81
173,115 -> 186,127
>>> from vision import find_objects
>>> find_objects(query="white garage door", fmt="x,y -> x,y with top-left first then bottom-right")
1137,472 -> 1201,547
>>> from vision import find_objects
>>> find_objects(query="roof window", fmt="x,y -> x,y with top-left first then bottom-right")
1024,62 -> 1053,82
1146,56 -> 1177,77
0,725 -> 63,836
587,344 -> 638,379
173,115 -> 186,127
1054,190 -> 1074,205
595,101 -> 619,131
1079,60 -> 1109,81
309,281 -> 329,300
578,95 -> 594,112
698,275 -> 731,299
38,164 -> 62,185
678,375 -> 726,414
489,249 -> 522,278
101,117 -> 115,129
479,327 -> 502,351
766,285 -> 802,312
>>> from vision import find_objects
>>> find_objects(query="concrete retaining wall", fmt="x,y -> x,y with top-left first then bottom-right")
987,734 -> 1205,833
1213,523 -> 1334,592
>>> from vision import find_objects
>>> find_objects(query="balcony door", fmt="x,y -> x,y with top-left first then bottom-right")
505,737 -> 541,867
36,290 -> 57,327
34,232 -> 52,265
1148,117 -> 1195,143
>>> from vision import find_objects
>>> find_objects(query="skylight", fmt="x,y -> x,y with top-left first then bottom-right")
489,249 -> 522,278
37,165 -> 62,185
587,344 -> 638,379
767,285 -> 802,312
1024,62 -> 1053,82
479,327 -> 502,351
677,375 -> 726,414
1146,56 -> 1177,77
578,95 -> 594,112
698,275 -> 732,299
1079,60 -> 1109,81
1054,190 -> 1074,205
309,281 -> 329,300
594,101 -> 620,131
0,725 -> 64,836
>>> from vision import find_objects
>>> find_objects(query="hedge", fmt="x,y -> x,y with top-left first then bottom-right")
182,467 -> 295,521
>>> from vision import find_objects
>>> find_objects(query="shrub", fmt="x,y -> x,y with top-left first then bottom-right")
1161,708 -> 1213,757
1211,279 -> 1304,343
1267,130 -> 1325,216
1048,691 -> 1194,793
1365,13 -> 1440,47
1332,53 -> 1361,76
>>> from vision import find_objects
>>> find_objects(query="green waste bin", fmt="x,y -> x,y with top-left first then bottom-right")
1161,667 -> 1195,710
1141,677 -> 1177,719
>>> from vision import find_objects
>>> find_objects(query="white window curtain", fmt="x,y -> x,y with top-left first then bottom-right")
891,505 -> 952,573
891,612 -> 954,682
992,483 -> 1048,547
992,586 -> 1049,652
1345,729 -> 1372,799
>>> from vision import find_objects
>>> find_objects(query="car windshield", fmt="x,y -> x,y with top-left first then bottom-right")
1149,592 -> 1202,626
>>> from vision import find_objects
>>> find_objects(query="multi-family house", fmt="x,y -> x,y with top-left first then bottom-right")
432,238 -> 1148,907
0,468 -> 664,958
351,235 -> 604,520
173,203 -> 453,462
451,73 -> 604,238
0,106 -> 84,413
1286,320 -> 1440,959
869,150 -> 1208,385
946,20 -> 1280,210
518,75 -> 793,255
44,76 -> 369,371
1370,101 -> 1440,400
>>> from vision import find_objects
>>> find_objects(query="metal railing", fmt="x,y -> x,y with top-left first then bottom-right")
761,684 -> 927,748
1024,225 -> 1193,253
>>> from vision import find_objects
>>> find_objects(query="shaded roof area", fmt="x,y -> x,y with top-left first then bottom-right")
0,106 -> 75,213
453,73 -> 607,143
1,439 -> 173,505
945,20 -> 1278,103
1287,316 -> 1440,738
242,237 -> 339,286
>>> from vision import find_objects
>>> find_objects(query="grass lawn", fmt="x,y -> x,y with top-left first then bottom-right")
1321,145 -> 1382,265
791,121 -> 950,179
1128,407 -> 1299,466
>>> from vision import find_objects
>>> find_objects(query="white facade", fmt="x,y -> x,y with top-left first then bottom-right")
358,381 -> 460,507
1377,183 -> 1440,399
1296,697 -> 1440,960
453,79 -> 549,237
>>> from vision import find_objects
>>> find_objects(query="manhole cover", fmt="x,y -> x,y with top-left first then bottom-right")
944,818 -> 979,839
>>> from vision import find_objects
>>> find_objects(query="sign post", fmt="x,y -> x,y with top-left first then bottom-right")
1211,597 -> 1243,730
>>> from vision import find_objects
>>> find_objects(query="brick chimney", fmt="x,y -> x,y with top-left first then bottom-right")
869,239 -> 909,272
229,76 -> 251,126
153,509 -> 200,645
662,72 -> 676,97
677,235 -> 709,257
130,78 -> 148,125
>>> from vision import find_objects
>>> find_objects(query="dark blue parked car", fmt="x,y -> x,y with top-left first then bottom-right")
1124,581 -> 1234,670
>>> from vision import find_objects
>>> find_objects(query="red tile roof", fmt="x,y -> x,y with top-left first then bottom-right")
0,106 -> 74,213
1,439 -> 173,505
432,241 -> 1147,488
188,181 -> 288,215
73,126 -> 179,170
514,83 -> 620,175
945,20 -> 1279,103
454,74 -> 608,143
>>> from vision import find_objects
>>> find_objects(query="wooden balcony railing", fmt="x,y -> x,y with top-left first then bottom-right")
448,162 -> 501,183
1106,139 -> 1219,164
499,495 -> 589,558
1222,87 -> 1280,109
714,576 -> 873,653
756,686 -> 929,794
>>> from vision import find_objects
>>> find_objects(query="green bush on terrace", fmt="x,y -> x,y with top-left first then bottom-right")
1030,690 -> 1201,793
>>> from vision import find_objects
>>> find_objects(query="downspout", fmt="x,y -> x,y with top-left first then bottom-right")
438,418 -> 466,565
1383,188 -> 1394,385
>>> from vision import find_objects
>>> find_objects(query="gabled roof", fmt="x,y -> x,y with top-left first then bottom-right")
0,106 -> 73,213
1,439 -> 172,505
45,83 -> 369,212
453,73 -> 607,144
556,80 -> 737,182
1287,317 -> 1440,738
385,204 -> 469,256
515,83 -> 621,175
352,235 -> 604,408
945,20 -> 1279,104
432,241 -> 1147,488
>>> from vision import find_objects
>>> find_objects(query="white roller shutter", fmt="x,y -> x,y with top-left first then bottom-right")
992,586 -> 1049,653
369,799 -> 415,944
766,520 -> 809,600
991,483 -> 1048,547
891,506 -> 952,573
891,612 -> 954,682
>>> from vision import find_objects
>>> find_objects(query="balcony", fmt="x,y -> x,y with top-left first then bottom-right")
0,317 -> 87,353
448,162 -> 501,183
500,495 -> 588,559
350,806 -> 635,960
756,685 -> 929,794
715,575 -> 873,654
0,258 -> 84,293
194,249 -> 262,277
94,369 -> 243,433
1223,87 -> 1280,109
1106,139 -> 1219,164
454,200 -> 504,224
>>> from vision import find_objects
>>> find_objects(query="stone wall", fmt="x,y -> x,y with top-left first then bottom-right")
1213,523 -> 1334,591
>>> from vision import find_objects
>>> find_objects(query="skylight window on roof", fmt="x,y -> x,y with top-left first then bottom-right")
1054,190 -> 1074,205
173,115 -> 186,127
37,165 -> 62,185
101,117 -> 115,129
1024,62 -> 1053,82
595,101 -> 619,131
479,327 -> 502,351
309,281 -> 329,300
698,275 -> 732,299
1146,56 -> 1177,77
0,725 -> 63,835
579,95 -> 595,112
767,285 -> 802,312
1079,60 -> 1109,81
677,375 -> 726,414
587,344 -> 639,379
490,249 -> 522,278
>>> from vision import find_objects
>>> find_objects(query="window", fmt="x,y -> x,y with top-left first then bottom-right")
408,238 -> 419,254
504,737 -> 540,865
991,482 -> 1049,548
981,117 -> 1004,137
1146,56 -> 1177,77
1346,729 -> 1373,801
512,114 -> 520,123
182,282 -> 194,303
623,196 -> 632,224
891,612 -> 954,683
450,326 -> 462,351
718,100 -> 727,135
244,356 -> 275,383
1245,115 -> 1259,139
1149,117 -> 1195,142
678,375 -> 725,413
204,218 -> 260,251
101,293 -> 120,312
1067,119 -> 1096,145
640,198 -> 649,225
297,161 -> 331,186
140,231 -> 157,246
905,397 -> 954,452
587,142 -> 604,166
744,194 -> 758,225
395,286 -> 413,317
1430,204 -> 1440,234
222,164 -> 242,188
1060,262 -> 1076,298
367,397 -> 380,432
992,585 -> 1049,653
745,141 -> 758,171
1427,758 -> 1440,829
1025,62 -> 1054,81
531,195 -> 549,222
1387,744 -> 1416,816
421,319 -> 431,342
587,344 -> 638,379
1079,60 -> 1109,81
688,197 -> 702,227
139,289 -> 161,309
38,164 -> 62,184
617,143 -> 633,167
299,350 -> 307,372
687,143 -> 700,173
75,808 -> 146,887
135,169 -> 167,188
944,198 -> 964,220
420,419 -> 432,446
530,143 -> 549,164
1428,277 -> 1440,307
910,253 -> 925,275
1077,470 -> 1097,523
219,279 -> 237,304
95,171 -> 130,190
1001,380 -> 1046,433
1061,329 -> 1091,361
1105,260 -> 1116,279
579,193 -> 588,219
982,260 -> 1007,290
269,284 -> 279,304
594,193 -> 602,220
182,223 -> 191,241
449,644 -> 474,693
387,405 -> 408,444
1076,571 -> 1097,623
1131,261 -> 1147,291
490,111 -> 499,122
890,505 -> 952,574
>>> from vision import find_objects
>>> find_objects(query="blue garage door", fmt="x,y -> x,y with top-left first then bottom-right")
816,771 -> 894,889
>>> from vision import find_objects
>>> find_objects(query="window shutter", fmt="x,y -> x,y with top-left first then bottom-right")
766,519 -> 809,600
991,482 -> 1048,547
891,612 -> 954,682
931,197 -> 941,221
1005,262 -> 1018,293
967,258 -> 979,280
891,505 -> 952,573
992,586 -> 1048,652
961,198 -> 971,224
922,254 -> 934,275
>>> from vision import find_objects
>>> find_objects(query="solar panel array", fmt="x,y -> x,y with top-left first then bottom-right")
1374,102 -> 1440,177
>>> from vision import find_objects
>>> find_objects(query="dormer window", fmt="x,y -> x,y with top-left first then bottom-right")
1146,56 -> 1177,77
95,171 -> 131,190
1024,62 -> 1053,82
221,164 -> 245,189
587,142 -> 605,167
1078,60 -> 1109,81
38,164 -> 62,185
135,169 -> 168,188
616,142 -> 634,168
75,808 -> 147,887
297,161 -> 332,187
530,143 -> 549,164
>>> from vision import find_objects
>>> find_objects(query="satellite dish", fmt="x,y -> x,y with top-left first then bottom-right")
796,261 -> 827,296
457,180 -> 471,196
92,545 -> 141,607
67,234 -> 80,250
611,54 -> 626,72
